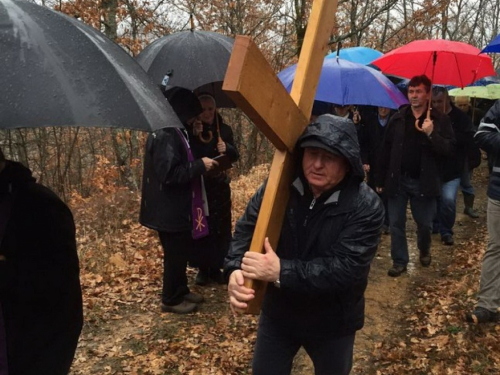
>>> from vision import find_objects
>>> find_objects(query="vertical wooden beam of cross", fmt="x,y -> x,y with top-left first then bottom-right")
223,0 -> 338,314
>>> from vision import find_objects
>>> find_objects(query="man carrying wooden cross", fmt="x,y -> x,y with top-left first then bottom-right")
225,115 -> 384,374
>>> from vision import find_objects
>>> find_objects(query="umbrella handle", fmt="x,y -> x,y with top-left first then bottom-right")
215,109 -> 224,154
198,131 -> 213,143
414,103 -> 431,132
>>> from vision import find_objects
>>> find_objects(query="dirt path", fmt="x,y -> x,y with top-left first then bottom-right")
70,165 -> 489,375
291,167 -> 488,374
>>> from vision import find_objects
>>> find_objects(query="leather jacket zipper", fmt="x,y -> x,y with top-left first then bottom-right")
303,198 -> 316,227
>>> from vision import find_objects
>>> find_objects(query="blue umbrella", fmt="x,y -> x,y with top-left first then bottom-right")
278,57 -> 408,109
469,75 -> 500,86
325,46 -> 383,65
481,34 -> 500,53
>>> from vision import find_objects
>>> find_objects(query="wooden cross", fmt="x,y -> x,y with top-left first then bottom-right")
223,0 -> 338,314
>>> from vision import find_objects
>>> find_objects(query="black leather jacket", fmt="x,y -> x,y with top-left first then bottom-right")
225,115 -> 385,337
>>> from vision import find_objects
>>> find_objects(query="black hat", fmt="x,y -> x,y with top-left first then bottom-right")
163,87 -> 203,125
300,138 -> 342,157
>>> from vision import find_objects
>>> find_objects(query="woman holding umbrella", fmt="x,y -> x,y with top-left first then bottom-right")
189,93 -> 240,286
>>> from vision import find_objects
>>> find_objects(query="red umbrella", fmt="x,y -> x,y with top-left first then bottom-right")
372,39 -> 496,88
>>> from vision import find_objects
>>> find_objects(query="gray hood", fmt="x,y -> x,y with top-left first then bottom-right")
297,114 -> 365,180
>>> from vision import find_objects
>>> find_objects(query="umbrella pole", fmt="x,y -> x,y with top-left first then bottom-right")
215,110 -> 223,154
472,97 -> 476,125
427,51 -> 438,120
417,51 -> 437,132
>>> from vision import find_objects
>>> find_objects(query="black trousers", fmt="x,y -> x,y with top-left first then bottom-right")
158,231 -> 193,306
252,313 -> 355,375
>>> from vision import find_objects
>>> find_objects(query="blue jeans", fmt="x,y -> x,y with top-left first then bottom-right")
252,313 -> 355,375
388,175 -> 437,266
437,177 -> 461,237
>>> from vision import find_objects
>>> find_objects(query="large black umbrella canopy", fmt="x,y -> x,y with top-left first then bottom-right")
0,0 -> 182,131
136,30 -> 235,107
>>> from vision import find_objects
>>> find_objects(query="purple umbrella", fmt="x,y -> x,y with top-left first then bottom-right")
278,57 -> 408,109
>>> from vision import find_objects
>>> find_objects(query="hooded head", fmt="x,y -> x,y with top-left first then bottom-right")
297,114 -> 365,183
163,87 -> 203,125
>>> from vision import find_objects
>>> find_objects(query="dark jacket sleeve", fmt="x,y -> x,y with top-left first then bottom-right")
475,101 -> 500,154
150,128 -> 206,185
279,187 -> 384,294
374,118 -> 395,187
455,113 -> 475,148
223,182 -> 266,280
427,112 -> 455,157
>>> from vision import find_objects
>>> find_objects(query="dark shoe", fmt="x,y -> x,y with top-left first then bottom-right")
184,292 -> 204,304
388,264 -> 407,277
464,207 -> 479,218
463,194 -> 479,218
195,269 -> 210,286
381,224 -> 390,235
419,253 -> 432,267
209,268 -> 225,284
441,234 -> 454,246
161,301 -> 197,314
465,307 -> 499,324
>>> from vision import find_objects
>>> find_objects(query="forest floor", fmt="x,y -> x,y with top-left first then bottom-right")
69,162 -> 499,375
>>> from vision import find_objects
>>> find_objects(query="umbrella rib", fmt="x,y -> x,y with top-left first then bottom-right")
453,53 -> 465,88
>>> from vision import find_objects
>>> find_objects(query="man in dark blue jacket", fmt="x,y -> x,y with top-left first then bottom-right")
466,100 -> 500,324
225,115 -> 384,375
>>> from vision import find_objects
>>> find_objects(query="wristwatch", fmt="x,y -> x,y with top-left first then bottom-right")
273,278 -> 281,288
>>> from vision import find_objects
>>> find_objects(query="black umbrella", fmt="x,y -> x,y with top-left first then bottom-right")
0,0 -> 182,131
136,29 -> 235,108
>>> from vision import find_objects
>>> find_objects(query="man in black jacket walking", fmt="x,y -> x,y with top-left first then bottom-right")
362,106 -> 395,233
225,115 -> 384,375
376,75 -> 455,277
431,87 -> 476,246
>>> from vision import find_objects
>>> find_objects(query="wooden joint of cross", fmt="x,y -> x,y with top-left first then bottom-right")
222,0 -> 339,314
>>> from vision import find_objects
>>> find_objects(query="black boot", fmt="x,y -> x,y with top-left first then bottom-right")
463,193 -> 479,218
195,268 -> 210,286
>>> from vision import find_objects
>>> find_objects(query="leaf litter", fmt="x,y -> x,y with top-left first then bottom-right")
68,163 -> 498,375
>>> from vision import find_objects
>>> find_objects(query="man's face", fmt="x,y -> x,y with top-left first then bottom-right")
408,84 -> 430,110
302,147 -> 349,196
200,98 -> 216,124
333,105 -> 351,117
378,107 -> 390,118
431,92 -> 450,114
455,99 -> 470,112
